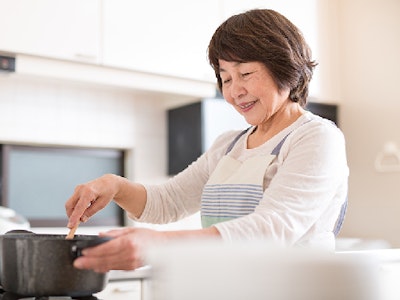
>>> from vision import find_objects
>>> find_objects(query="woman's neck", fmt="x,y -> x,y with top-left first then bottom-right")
247,102 -> 304,149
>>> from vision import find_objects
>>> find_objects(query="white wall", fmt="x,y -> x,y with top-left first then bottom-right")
334,0 -> 400,246
0,75 -> 178,184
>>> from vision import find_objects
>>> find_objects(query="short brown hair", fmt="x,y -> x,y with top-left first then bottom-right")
207,9 -> 317,106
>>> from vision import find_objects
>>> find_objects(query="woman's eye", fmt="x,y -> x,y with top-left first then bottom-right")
222,78 -> 231,84
242,72 -> 252,77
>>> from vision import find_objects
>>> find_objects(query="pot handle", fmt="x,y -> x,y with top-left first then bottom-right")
5,229 -> 35,235
71,237 -> 113,259
71,244 -> 83,259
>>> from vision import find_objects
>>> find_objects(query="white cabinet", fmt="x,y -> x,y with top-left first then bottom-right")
95,280 -> 142,300
102,0 -> 220,81
0,0 -> 101,63
0,0 -> 219,79
0,0 -> 318,84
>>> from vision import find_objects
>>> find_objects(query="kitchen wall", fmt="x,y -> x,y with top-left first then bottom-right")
282,0 -> 400,248
0,73 -> 203,228
0,75 -> 191,184
335,0 -> 400,246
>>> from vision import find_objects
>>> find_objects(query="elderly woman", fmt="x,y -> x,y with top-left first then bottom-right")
65,9 -> 348,273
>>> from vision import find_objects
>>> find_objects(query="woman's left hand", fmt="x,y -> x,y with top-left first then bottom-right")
73,227 -> 165,273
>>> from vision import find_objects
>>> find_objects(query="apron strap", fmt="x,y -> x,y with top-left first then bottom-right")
271,133 -> 291,155
225,127 -> 292,156
225,127 -> 252,155
226,120 -> 314,156
333,198 -> 348,236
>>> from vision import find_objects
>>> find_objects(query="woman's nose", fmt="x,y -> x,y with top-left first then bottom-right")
229,79 -> 246,100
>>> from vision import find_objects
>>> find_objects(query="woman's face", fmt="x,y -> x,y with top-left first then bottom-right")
219,60 -> 291,127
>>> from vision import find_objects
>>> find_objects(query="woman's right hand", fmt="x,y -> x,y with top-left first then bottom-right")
65,174 -> 121,228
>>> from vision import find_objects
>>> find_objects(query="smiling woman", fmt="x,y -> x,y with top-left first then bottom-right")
208,9 -> 316,106
63,9 -> 349,273
217,60 -> 299,147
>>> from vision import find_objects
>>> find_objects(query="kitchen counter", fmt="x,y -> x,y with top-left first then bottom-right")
29,228 -> 400,299
108,266 -> 151,281
94,266 -> 151,300
337,248 -> 400,300
31,226 -> 120,235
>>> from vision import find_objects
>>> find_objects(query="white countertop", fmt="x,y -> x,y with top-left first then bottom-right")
29,229 -> 400,299
108,266 -> 151,281
31,226 -> 119,235
337,249 -> 400,300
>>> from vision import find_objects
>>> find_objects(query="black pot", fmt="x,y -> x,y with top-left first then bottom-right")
0,230 -> 111,297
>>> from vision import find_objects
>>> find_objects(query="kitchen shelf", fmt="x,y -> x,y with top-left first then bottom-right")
12,53 -> 216,99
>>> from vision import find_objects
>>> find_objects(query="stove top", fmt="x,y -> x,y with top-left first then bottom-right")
0,290 -> 100,300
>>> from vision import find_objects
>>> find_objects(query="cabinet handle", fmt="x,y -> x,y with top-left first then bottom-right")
374,142 -> 400,172
113,283 -> 140,293
74,53 -> 97,62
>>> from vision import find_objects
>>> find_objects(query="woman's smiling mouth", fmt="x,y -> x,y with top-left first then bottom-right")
238,100 -> 258,112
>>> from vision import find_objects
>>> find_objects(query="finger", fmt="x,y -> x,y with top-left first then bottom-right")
82,236 -> 125,257
97,251 -> 144,271
80,194 -> 110,221
74,255 -> 108,272
66,194 -> 84,228
94,234 -> 140,260
65,190 -> 80,218
75,237 -> 142,272
66,186 -> 99,228
74,250 -> 142,272
67,199 -> 92,228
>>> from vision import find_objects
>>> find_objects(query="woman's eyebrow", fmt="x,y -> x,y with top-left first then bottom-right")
219,62 -> 242,73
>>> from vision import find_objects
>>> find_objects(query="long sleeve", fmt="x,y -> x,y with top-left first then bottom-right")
133,112 -> 349,249
133,130 -> 242,223
214,115 -> 348,249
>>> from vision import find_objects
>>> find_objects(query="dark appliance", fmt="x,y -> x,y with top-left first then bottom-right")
305,102 -> 338,125
167,102 -> 202,175
0,145 -> 125,227
0,55 -> 15,73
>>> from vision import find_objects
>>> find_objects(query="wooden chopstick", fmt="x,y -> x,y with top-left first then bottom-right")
66,221 -> 80,240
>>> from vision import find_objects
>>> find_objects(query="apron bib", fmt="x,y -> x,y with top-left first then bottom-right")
201,154 -> 275,227
201,128 -> 286,228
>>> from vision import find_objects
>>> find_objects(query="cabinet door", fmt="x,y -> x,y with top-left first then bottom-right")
0,0 -> 100,63
95,280 -> 142,300
102,0 -> 220,81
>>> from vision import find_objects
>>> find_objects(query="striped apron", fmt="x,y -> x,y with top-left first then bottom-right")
200,127 -> 347,236
201,129 -> 285,228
